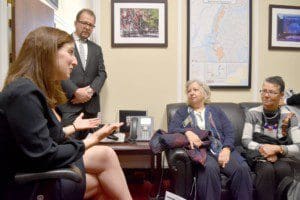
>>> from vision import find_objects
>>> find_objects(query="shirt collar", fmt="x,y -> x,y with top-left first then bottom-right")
73,32 -> 87,42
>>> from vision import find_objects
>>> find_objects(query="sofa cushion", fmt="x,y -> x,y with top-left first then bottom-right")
210,103 -> 246,146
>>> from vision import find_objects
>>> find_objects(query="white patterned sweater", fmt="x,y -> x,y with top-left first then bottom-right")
242,106 -> 300,157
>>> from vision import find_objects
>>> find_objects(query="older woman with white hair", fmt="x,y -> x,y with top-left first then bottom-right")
168,80 -> 253,200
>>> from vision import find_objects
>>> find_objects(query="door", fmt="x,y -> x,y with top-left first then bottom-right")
12,0 -> 54,60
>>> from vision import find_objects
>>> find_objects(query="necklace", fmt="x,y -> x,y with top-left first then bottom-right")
262,109 -> 280,137
262,110 -> 279,120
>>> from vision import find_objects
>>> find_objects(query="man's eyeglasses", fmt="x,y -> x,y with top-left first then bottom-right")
77,20 -> 95,28
259,89 -> 280,96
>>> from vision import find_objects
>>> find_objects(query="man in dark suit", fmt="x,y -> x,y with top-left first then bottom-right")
59,9 -> 107,139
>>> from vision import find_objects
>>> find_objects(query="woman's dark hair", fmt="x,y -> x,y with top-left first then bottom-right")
265,76 -> 285,92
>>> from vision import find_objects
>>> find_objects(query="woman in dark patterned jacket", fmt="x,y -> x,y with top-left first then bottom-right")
168,80 -> 253,200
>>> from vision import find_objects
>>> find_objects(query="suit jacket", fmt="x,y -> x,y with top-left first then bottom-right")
60,37 -> 107,115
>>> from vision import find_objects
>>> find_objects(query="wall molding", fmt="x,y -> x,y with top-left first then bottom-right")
0,1 -> 9,89
90,0 -> 101,45
177,0 -> 183,102
252,0 -> 259,101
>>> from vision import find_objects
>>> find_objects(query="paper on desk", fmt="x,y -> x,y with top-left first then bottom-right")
165,191 -> 186,200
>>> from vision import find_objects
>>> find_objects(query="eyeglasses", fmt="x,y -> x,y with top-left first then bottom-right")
259,89 -> 280,96
77,20 -> 95,28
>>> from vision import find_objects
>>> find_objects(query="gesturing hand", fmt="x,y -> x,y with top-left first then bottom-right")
185,131 -> 203,149
73,113 -> 101,131
92,122 -> 124,142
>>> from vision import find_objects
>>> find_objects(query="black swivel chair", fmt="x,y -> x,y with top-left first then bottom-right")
4,165 -> 83,200
0,107 -> 84,200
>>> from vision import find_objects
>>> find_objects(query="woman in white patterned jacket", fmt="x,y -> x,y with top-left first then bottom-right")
242,76 -> 300,200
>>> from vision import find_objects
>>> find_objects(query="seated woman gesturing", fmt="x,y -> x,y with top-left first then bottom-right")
0,27 -> 132,200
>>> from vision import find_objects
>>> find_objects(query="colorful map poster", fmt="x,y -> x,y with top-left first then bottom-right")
188,0 -> 252,88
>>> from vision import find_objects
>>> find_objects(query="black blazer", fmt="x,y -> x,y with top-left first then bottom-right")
0,78 -> 85,186
60,38 -> 107,115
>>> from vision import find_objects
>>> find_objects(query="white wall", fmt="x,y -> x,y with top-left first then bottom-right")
54,0 -> 91,33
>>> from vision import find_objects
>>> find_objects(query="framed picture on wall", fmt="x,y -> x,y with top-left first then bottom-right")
187,0 -> 252,88
111,0 -> 168,47
269,5 -> 300,50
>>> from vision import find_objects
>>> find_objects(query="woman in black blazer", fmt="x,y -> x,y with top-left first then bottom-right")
0,27 -> 132,200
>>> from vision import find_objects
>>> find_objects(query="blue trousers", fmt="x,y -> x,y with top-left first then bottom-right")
196,151 -> 253,200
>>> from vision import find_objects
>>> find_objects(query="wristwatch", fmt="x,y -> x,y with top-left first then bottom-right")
87,88 -> 93,95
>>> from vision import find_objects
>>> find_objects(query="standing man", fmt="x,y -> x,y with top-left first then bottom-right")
59,9 -> 107,139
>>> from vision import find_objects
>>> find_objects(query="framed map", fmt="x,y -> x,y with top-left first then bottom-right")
187,0 -> 252,88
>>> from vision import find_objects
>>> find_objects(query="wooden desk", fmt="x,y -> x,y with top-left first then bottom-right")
101,142 -> 160,170
101,142 -> 163,197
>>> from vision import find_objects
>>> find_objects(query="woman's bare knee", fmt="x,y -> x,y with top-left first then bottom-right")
83,145 -> 120,173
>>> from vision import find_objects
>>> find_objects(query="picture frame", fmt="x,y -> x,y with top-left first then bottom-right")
118,110 -> 147,133
187,0 -> 252,88
111,0 -> 168,47
269,5 -> 300,50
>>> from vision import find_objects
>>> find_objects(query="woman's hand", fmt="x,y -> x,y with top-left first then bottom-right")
92,122 -> 123,141
185,131 -> 202,149
62,113 -> 100,137
83,122 -> 124,149
218,147 -> 230,168
73,113 -> 101,131
266,154 -> 278,163
259,144 -> 281,158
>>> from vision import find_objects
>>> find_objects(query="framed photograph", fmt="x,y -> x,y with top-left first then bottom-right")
269,5 -> 300,50
187,0 -> 252,88
111,0 -> 168,47
118,110 -> 147,133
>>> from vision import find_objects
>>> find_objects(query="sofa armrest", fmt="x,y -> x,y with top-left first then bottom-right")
165,148 -> 194,199
14,164 -> 83,184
